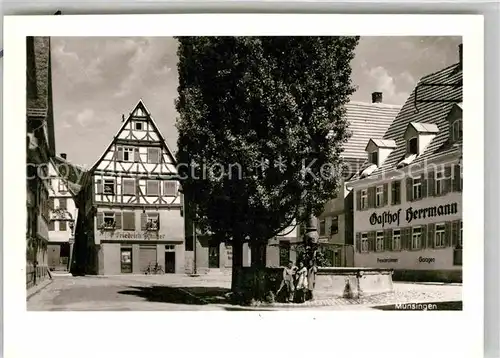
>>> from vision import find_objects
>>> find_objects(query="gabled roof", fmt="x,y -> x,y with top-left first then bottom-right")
365,138 -> 397,151
407,122 -> 439,134
89,99 -> 177,173
51,156 -> 87,196
342,102 -> 401,159
349,62 -> 462,181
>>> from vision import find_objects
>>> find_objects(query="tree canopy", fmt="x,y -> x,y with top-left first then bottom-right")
175,36 -> 359,246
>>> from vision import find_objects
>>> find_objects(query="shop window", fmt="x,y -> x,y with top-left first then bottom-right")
411,227 -> 422,250
392,229 -> 401,251
360,189 -> 368,209
361,233 -> 369,253
376,186 -> 384,207
435,223 -> 446,247
412,178 -> 422,200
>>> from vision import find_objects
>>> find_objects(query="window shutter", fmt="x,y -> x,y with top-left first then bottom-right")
96,179 -> 103,194
383,183 -> 388,206
136,179 -> 141,198
421,173 -> 427,198
369,231 -> 376,252
141,213 -> 147,230
134,148 -> 140,162
356,233 -> 361,253
356,190 -> 361,211
48,220 -> 55,231
116,147 -> 124,161
123,212 -> 135,230
384,229 -> 392,251
427,223 -> 435,249
444,166 -> 452,194
428,171 -> 435,196
421,225 -> 427,250
444,222 -> 452,247
115,212 -> 122,229
452,220 -> 459,247
97,212 -> 104,228
453,164 -> 461,192
406,178 -> 413,202
401,228 -> 407,251
49,198 -> 54,210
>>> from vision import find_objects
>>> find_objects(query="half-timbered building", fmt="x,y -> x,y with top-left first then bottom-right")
75,100 -> 184,275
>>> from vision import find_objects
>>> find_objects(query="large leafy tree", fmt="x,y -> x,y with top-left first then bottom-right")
175,37 -> 359,290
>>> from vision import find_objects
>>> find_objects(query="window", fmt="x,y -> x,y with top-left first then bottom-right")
48,220 -> 55,231
459,221 -> 463,248
123,179 -> 136,195
376,186 -> 384,207
360,189 -> 368,209
122,212 -> 135,231
58,179 -> 67,193
376,231 -> 384,252
164,181 -> 178,196
319,219 -> 326,236
146,212 -> 159,230
451,119 -> 462,142
331,216 -> 339,235
360,233 -> 369,253
103,212 -> 115,228
135,122 -> 143,130
391,181 -> 401,205
411,227 -> 422,250
59,221 -> 67,231
58,198 -> 67,210
146,180 -> 160,196
435,224 -> 446,248
165,244 -> 175,251
412,178 -> 422,200
123,147 -> 134,162
369,151 -> 378,165
408,137 -> 418,154
393,229 -> 401,251
148,148 -> 160,164
103,180 -> 115,195
279,241 -> 290,267
435,169 -> 445,195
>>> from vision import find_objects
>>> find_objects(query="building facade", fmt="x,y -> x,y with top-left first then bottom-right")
75,100 -> 185,275
26,36 -> 56,288
47,155 -> 79,271
348,47 -> 463,281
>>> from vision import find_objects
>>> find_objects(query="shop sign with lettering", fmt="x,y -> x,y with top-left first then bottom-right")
101,231 -> 166,240
369,202 -> 459,228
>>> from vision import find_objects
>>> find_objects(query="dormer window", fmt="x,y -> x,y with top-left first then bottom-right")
369,151 -> 378,166
407,137 -> 418,155
451,119 -> 462,142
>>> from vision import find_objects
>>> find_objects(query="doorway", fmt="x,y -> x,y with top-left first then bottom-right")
165,245 -> 176,273
120,248 -> 133,273
208,243 -> 220,268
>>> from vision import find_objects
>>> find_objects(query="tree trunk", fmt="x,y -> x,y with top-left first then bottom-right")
250,241 -> 266,268
231,240 -> 244,292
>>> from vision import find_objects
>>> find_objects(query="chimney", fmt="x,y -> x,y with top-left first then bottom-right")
372,92 -> 383,103
458,44 -> 463,67
60,153 -> 67,160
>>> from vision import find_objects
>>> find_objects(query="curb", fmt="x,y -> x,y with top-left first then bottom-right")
27,279 -> 53,301
395,281 -> 462,286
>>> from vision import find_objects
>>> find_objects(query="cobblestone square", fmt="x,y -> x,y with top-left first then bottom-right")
27,275 -> 462,311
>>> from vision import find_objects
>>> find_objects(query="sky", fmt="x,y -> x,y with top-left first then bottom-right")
50,36 -> 462,168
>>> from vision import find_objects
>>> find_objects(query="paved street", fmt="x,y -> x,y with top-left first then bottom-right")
27,274 -> 462,311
